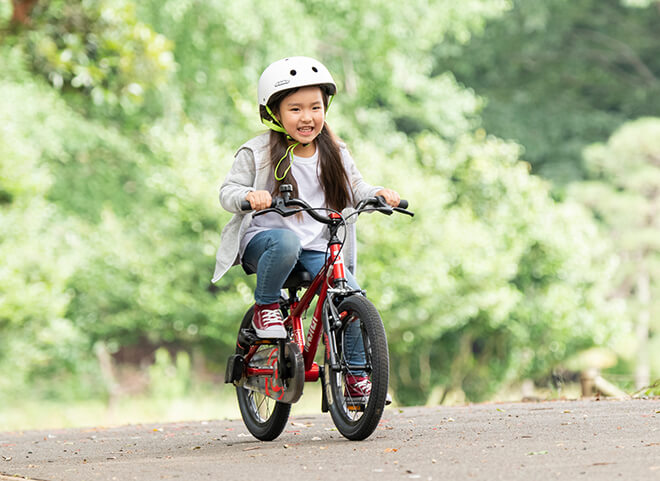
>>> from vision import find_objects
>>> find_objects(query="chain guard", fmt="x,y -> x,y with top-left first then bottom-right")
241,342 -> 304,404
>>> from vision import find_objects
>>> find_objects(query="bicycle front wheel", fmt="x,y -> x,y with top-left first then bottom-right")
325,295 -> 389,440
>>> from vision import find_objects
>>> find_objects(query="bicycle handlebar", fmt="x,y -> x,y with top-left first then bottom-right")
239,189 -> 414,222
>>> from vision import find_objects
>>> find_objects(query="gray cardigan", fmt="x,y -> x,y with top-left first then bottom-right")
212,132 -> 381,283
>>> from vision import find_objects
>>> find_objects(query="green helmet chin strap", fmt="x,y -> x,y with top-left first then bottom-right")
262,105 -> 299,181
262,95 -> 334,182
274,143 -> 298,181
262,105 -> 290,137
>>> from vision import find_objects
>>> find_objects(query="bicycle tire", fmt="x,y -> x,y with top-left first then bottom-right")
235,306 -> 291,441
325,295 -> 389,440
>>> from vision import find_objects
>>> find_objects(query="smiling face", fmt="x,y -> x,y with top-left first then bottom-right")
275,86 -> 326,148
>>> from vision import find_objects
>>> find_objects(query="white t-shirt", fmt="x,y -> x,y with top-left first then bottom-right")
239,148 -> 328,256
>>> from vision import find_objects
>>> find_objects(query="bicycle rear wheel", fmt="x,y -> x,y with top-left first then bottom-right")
235,306 -> 291,441
325,295 -> 389,440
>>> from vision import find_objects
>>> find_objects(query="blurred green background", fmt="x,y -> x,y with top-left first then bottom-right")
2,0 -> 660,430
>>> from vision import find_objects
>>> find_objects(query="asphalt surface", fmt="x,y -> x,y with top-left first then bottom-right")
1,398 -> 659,481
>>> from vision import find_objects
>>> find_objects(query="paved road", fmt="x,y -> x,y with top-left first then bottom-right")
1,398 -> 659,481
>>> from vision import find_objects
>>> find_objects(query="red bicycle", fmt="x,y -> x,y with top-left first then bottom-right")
225,184 -> 413,441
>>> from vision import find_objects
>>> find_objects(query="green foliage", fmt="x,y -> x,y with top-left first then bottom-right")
19,0 -> 174,110
148,348 -> 191,399
569,118 -> 660,376
357,132 -> 620,404
633,378 -> 660,397
0,59 -> 93,399
0,0 -> 636,408
437,0 -> 660,184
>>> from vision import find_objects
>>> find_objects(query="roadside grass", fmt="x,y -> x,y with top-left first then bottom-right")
0,383 -> 326,432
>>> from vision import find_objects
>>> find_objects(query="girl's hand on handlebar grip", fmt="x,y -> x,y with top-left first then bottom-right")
246,190 -> 272,211
375,188 -> 401,207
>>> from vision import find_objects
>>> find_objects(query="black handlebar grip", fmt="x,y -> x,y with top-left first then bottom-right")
398,199 -> 409,209
240,200 -> 252,211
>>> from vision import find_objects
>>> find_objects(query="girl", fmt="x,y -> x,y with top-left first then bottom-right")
212,56 -> 399,397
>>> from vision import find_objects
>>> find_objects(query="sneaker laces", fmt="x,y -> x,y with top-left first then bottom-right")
346,376 -> 371,397
353,378 -> 371,396
260,308 -> 283,327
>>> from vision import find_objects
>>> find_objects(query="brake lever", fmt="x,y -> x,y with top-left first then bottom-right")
253,197 -> 302,218
252,197 -> 285,218
375,195 -> 394,215
393,207 -> 415,217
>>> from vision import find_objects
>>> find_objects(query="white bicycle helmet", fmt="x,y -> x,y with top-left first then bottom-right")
258,56 -> 337,107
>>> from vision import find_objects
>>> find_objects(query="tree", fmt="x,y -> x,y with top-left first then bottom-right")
436,0 -> 660,185
8,0 -> 175,112
356,131 -> 620,404
569,117 -> 660,389
9,0 -> 38,26
0,60 -> 91,399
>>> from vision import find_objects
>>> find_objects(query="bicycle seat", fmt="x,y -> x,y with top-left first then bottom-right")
282,270 -> 312,289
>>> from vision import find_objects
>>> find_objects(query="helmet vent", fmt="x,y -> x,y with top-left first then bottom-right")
312,66 -> 318,72
290,69 -> 297,76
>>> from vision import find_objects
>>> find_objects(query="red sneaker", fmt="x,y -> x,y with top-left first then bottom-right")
345,375 -> 393,405
344,375 -> 371,398
252,303 -> 287,339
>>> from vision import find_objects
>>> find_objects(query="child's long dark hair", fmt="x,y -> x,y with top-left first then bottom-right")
260,87 -> 353,212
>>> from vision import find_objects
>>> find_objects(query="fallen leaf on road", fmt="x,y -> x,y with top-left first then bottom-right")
191,446 -> 201,450
527,450 -> 548,456
290,422 -> 313,427
384,448 -> 398,453
243,446 -> 260,451
2,456 -> 12,461
563,410 -> 571,413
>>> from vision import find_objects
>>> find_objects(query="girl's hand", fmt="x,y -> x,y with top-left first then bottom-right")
375,188 -> 401,207
246,190 -> 272,211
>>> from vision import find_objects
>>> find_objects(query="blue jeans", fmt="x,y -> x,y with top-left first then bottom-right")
242,229 -> 365,375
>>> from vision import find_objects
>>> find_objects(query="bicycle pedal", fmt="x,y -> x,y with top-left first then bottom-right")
346,401 -> 365,412
224,354 -> 245,383
238,328 -> 258,347
345,396 -> 367,411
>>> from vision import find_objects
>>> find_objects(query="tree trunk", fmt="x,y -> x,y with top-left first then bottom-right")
10,0 -> 39,26
635,269 -> 651,390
